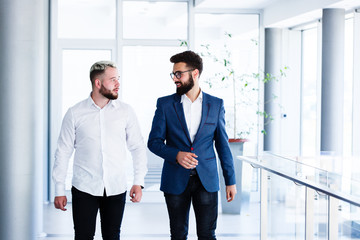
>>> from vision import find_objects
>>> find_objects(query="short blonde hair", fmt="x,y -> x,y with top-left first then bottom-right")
89,61 -> 117,84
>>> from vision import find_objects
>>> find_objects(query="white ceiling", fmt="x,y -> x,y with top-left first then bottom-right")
195,0 -> 360,28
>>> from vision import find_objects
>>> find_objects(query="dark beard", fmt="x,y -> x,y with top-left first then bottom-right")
176,75 -> 194,95
100,85 -> 118,100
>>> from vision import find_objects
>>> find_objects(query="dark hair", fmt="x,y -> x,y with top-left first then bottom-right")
170,50 -> 203,76
89,61 -> 117,85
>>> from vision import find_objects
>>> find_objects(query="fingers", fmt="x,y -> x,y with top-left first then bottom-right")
182,158 -> 197,169
226,185 -> 237,202
176,152 -> 198,169
186,154 -> 198,165
226,191 -> 234,202
130,185 -> 142,203
54,196 -> 67,211
130,193 -> 141,202
129,190 -> 138,202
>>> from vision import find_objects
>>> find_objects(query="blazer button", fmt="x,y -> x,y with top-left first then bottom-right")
191,147 -> 194,151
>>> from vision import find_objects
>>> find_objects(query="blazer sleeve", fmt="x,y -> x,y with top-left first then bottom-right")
214,99 -> 236,186
147,98 -> 179,164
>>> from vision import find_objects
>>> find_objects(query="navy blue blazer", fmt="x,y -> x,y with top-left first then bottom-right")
148,92 -> 236,195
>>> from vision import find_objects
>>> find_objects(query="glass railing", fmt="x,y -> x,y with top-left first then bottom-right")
238,153 -> 360,240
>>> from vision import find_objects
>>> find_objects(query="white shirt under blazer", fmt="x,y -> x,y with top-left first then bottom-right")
181,91 -> 203,143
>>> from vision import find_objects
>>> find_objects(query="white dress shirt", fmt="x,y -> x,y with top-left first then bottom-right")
181,91 -> 203,143
52,96 -> 148,197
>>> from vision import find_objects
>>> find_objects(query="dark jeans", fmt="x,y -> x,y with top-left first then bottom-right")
164,173 -> 218,240
71,187 -> 126,240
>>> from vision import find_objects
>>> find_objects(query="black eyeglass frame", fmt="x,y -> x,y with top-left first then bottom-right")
170,69 -> 195,79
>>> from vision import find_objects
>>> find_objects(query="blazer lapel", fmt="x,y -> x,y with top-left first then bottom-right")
193,92 -> 210,143
173,95 -> 192,144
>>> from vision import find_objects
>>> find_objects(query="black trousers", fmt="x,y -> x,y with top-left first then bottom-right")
164,173 -> 218,240
71,187 -> 126,240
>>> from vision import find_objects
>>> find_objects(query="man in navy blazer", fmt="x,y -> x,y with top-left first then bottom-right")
148,50 -> 237,240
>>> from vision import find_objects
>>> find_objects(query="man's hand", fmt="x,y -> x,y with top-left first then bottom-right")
54,196 -> 67,211
129,185 -> 143,203
176,151 -> 198,169
226,185 -> 237,202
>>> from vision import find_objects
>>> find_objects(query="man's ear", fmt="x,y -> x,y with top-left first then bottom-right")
95,78 -> 101,89
193,69 -> 200,80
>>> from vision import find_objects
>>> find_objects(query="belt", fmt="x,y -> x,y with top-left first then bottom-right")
189,168 -> 197,176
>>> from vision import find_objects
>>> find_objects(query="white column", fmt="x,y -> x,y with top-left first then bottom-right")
0,0 -> 48,239
264,28 -> 282,153
320,8 -> 345,155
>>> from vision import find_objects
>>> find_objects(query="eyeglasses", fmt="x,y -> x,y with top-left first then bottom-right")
170,69 -> 195,79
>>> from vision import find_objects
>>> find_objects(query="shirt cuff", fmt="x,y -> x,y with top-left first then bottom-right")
133,177 -> 145,189
55,183 -> 66,196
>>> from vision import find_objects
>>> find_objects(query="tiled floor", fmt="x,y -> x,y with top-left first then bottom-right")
40,191 -> 260,240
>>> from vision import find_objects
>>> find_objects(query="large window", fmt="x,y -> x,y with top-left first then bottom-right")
121,1 -> 188,169
301,15 -> 355,157
343,16 -> 354,156
61,50 -> 112,115
50,0 -> 261,200
123,1 -> 187,39
58,0 -> 116,39
121,46 -> 185,156
194,13 -> 260,154
301,27 -> 318,156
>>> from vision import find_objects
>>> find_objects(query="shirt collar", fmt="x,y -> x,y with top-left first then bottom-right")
180,90 -> 203,103
87,93 -> 118,109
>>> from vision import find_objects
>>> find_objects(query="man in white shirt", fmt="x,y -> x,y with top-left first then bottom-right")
52,61 -> 147,240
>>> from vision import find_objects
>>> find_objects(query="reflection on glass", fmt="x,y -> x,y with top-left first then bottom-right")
58,0 -> 116,39
123,1 -> 187,39
268,172 -> 306,240
338,201 -> 360,239
314,193 -> 329,240
301,28 -> 318,156
195,14 -> 259,152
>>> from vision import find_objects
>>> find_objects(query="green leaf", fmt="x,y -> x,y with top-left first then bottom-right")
225,32 -> 232,38
179,40 -> 188,47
